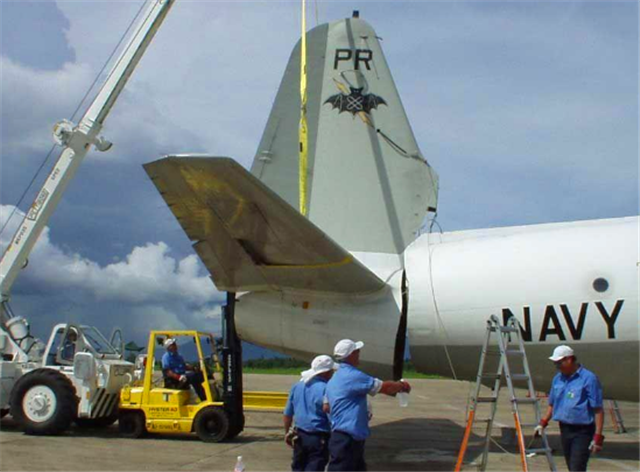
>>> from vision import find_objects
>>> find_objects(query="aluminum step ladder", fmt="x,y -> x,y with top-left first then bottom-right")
607,399 -> 627,434
454,315 -> 557,472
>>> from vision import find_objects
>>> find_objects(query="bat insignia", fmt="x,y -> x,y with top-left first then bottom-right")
324,86 -> 387,116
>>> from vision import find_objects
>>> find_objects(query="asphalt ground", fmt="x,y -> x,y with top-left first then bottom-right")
0,375 -> 637,471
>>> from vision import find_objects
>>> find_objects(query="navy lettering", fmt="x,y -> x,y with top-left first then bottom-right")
559,303 -> 588,340
502,307 -> 532,342
539,305 -> 566,341
595,300 -> 624,339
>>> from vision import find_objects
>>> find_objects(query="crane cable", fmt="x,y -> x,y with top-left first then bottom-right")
0,0 -> 148,239
298,0 -> 309,217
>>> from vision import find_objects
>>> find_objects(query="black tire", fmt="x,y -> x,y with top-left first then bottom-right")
118,410 -> 146,438
75,412 -> 118,429
0,409 -> 9,419
194,407 -> 230,443
10,369 -> 77,435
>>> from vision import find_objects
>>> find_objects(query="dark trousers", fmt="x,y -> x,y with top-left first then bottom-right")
327,431 -> 366,472
559,422 -> 595,471
185,371 -> 206,401
292,430 -> 330,472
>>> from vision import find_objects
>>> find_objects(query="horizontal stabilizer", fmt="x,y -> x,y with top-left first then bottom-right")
144,156 -> 385,294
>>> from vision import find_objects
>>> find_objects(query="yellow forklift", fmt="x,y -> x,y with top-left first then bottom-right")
118,293 -> 286,442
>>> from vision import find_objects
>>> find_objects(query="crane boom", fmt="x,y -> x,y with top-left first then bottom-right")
0,0 -> 175,305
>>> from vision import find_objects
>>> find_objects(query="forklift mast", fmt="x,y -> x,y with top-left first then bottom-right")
221,292 -> 244,434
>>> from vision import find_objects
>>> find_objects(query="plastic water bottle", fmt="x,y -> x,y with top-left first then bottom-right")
397,378 -> 409,407
398,392 -> 409,407
234,456 -> 245,472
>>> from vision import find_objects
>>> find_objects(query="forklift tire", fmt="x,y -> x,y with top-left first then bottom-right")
194,407 -> 230,443
0,409 -> 8,419
75,412 -> 118,429
9,369 -> 78,435
118,410 -> 146,438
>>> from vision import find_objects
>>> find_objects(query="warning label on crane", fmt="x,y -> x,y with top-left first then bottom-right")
26,189 -> 49,221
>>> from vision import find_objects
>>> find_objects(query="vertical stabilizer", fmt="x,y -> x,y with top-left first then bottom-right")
252,16 -> 438,256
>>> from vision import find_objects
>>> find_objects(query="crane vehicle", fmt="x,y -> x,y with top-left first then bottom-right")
0,0 -> 175,434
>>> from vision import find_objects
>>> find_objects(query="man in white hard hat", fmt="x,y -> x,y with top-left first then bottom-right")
283,355 -> 337,471
536,345 -> 604,471
325,339 -> 411,471
161,338 -> 206,401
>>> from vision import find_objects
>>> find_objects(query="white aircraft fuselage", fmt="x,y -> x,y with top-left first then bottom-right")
407,216 -> 638,401
236,216 -> 638,401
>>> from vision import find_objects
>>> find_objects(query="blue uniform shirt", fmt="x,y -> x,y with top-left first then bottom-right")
548,366 -> 603,425
284,377 -> 331,433
325,363 -> 381,441
162,351 -> 187,375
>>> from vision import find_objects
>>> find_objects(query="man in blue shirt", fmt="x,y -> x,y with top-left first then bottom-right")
536,345 -> 604,472
161,338 -> 206,401
325,339 -> 411,471
284,355 -> 336,471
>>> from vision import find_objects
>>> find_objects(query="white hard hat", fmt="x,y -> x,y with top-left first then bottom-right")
549,345 -> 574,362
164,338 -> 177,349
300,355 -> 338,383
333,339 -> 364,360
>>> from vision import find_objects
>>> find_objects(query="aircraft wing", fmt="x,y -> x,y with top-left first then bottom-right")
143,156 -> 385,294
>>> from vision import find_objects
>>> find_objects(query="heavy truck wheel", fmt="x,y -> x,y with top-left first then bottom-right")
194,407 -> 230,443
9,369 -> 78,435
118,410 -> 146,438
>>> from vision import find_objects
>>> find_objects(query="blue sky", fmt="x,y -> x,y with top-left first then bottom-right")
1,0 -> 637,346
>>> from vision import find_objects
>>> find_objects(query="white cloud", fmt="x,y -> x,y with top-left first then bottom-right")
0,204 -> 222,304
0,56 -> 94,155
0,54 -> 206,168
0,204 -> 224,339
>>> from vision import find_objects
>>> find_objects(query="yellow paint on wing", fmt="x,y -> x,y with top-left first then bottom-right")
261,256 -> 353,270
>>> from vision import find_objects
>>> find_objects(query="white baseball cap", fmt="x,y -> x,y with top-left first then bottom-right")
333,339 -> 364,360
164,338 -> 177,349
300,355 -> 338,383
549,345 -> 574,362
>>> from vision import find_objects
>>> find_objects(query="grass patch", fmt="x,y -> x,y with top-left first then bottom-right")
244,367 -> 305,375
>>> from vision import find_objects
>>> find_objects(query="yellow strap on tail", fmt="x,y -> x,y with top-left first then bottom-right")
299,0 -> 309,216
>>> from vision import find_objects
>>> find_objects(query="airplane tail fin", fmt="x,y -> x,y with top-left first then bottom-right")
252,16 -> 438,256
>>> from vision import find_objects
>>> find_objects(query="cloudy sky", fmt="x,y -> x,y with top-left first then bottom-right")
1,1 -> 637,347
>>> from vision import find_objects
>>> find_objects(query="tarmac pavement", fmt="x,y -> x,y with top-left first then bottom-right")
0,375 -> 637,471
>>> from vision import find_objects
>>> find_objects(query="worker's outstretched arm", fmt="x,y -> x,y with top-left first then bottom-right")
379,380 -> 411,396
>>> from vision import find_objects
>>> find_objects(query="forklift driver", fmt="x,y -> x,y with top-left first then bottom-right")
162,338 -> 206,401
